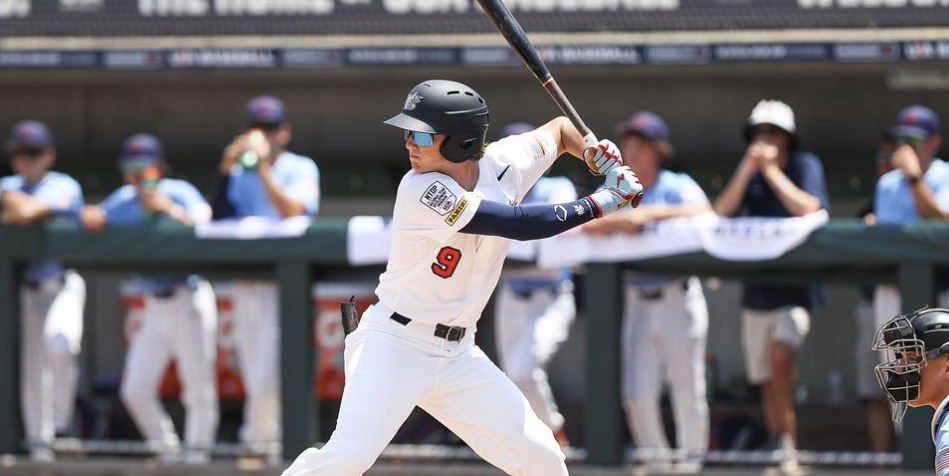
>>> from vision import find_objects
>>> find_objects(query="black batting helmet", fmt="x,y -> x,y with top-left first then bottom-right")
384,79 -> 490,163
873,307 -> 949,421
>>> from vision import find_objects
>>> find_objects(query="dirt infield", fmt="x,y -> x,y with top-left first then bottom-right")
0,457 -> 933,476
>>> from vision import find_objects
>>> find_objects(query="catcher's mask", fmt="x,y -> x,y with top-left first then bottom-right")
873,307 -> 949,421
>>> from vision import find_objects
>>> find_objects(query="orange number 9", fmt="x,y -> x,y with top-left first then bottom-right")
431,246 -> 462,279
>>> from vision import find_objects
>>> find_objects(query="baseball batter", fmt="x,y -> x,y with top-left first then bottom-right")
493,123 -> 578,447
873,308 -> 949,475
583,111 -> 710,470
211,96 -> 320,460
80,134 -> 218,465
0,120 -> 85,462
281,79 -> 643,476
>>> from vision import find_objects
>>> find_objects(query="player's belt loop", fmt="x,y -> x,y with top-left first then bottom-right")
390,312 -> 412,326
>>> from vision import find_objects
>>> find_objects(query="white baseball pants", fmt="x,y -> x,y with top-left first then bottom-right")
231,280 -> 282,449
621,277 -> 709,456
494,283 -> 575,433
120,280 -> 218,457
20,270 -> 85,451
281,304 -> 567,476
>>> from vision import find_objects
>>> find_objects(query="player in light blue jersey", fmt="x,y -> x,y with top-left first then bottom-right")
212,95 -> 320,219
208,96 -> 320,463
80,134 -> 217,465
0,120 -> 86,462
873,308 -> 949,475
875,105 -> 949,224
583,112 -> 711,471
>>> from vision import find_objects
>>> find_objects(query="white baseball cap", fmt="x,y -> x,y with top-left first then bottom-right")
745,99 -> 796,137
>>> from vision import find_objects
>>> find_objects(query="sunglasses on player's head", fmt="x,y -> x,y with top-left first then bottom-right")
404,130 -> 435,147
896,135 -> 927,146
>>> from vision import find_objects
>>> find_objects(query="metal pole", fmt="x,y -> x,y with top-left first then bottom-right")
277,259 -> 317,461
898,261 -> 937,471
0,256 -> 22,454
584,263 -> 624,465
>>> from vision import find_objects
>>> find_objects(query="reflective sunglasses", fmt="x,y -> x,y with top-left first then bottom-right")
120,157 -> 160,173
896,135 -> 927,147
404,130 -> 435,147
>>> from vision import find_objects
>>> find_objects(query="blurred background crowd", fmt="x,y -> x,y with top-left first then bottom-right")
2,91 -> 945,472
3,0 -> 949,472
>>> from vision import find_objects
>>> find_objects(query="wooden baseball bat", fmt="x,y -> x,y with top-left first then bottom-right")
475,0 -> 598,148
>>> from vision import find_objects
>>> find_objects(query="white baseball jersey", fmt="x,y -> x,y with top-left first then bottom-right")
372,130 -> 559,327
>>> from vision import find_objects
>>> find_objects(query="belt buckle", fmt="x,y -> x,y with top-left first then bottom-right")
446,326 -> 465,342
638,289 -> 664,300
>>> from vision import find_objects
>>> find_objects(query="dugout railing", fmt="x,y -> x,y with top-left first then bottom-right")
0,219 -> 946,469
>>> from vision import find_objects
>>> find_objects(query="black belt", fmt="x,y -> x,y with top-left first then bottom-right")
509,286 -> 559,300
152,289 -> 178,299
635,280 -> 689,301
390,312 -> 467,342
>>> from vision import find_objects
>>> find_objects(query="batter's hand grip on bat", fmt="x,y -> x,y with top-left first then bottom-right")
341,296 -> 359,336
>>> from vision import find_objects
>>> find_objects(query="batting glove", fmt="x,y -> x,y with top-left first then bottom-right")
583,139 -> 623,176
587,166 -> 644,217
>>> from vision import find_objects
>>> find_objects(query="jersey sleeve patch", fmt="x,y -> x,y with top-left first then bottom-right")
445,195 -> 471,226
420,181 -> 457,216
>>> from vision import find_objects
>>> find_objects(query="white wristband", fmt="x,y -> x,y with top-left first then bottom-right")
588,189 -> 628,218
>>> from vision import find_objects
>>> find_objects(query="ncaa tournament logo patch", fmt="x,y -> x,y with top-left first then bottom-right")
420,181 -> 456,216
404,92 -> 422,111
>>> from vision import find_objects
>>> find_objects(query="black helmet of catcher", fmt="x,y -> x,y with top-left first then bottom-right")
384,79 -> 490,163
873,307 -> 949,421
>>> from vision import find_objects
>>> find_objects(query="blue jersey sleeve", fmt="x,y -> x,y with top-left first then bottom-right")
167,180 -> 211,222
798,152 -> 830,211
35,175 -> 83,216
99,185 -> 135,222
671,173 -> 710,206
283,158 -> 321,217
937,424 -> 949,475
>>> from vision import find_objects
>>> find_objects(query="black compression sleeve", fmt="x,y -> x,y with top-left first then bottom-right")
210,173 -> 237,220
460,197 -> 601,241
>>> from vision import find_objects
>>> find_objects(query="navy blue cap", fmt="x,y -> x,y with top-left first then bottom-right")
892,105 -> 940,140
6,120 -> 54,152
501,122 -> 534,138
246,95 -> 286,126
120,133 -> 164,164
616,111 -> 669,142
